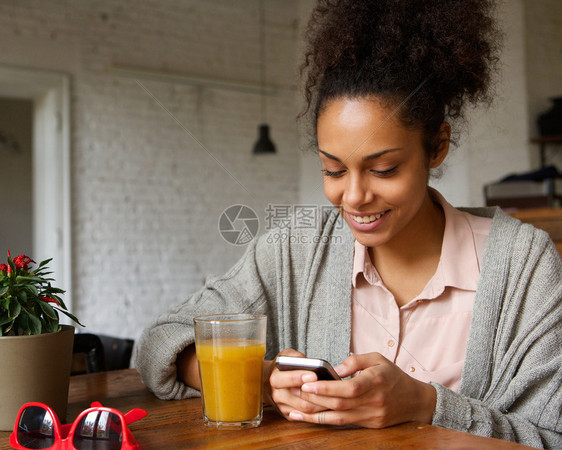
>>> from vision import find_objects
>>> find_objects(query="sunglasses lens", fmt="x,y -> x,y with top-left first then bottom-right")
16,406 -> 56,449
73,410 -> 124,450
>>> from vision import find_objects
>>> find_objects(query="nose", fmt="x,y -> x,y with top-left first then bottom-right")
343,173 -> 373,210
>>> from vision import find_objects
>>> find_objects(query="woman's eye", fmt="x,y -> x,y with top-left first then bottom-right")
322,169 -> 346,177
371,167 -> 398,177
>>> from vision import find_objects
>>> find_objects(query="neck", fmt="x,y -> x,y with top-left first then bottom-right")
368,192 -> 445,265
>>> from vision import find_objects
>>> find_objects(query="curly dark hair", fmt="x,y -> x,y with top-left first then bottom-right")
300,0 -> 502,157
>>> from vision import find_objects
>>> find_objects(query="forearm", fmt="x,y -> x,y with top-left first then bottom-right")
431,383 -> 560,448
134,319 -> 202,400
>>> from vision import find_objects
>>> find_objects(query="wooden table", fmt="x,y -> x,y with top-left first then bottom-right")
1,369 -> 531,449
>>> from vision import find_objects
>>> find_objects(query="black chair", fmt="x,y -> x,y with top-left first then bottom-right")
72,333 -> 106,375
98,334 -> 134,371
72,333 -> 134,375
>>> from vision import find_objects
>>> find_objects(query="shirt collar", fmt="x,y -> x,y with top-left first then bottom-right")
352,241 -> 380,287
430,190 -> 481,292
351,189 -> 482,293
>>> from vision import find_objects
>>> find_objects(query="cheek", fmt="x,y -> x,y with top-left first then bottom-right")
373,170 -> 428,207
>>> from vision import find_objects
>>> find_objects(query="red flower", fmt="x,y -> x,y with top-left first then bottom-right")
12,254 -> 36,271
0,263 -> 7,273
42,296 -> 60,306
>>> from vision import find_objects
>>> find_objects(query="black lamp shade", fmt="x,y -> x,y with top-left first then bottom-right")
253,124 -> 276,154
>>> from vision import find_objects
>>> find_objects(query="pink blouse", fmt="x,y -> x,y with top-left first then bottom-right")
350,191 -> 492,391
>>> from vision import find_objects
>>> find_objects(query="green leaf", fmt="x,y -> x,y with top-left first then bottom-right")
43,315 -> 59,333
17,290 -> 27,303
13,314 -> 25,334
8,259 -> 16,274
8,301 -> 21,318
0,286 -> 8,297
57,308 -> 85,327
38,300 -> 58,320
23,309 -> 42,335
47,287 -> 65,294
53,296 -> 67,309
4,320 -> 14,333
0,314 -> 12,327
1,296 -> 10,310
24,285 -> 38,296
33,269 -> 52,275
38,258 -> 52,268
16,276 -> 42,283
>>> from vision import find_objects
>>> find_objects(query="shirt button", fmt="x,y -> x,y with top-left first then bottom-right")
409,366 -> 416,373
387,340 -> 395,347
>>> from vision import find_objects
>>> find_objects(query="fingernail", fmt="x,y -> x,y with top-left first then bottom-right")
301,383 -> 316,393
302,373 -> 316,383
334,364 -> 345,375
289,411 -> 303,421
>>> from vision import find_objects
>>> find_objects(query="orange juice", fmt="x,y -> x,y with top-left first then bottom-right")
196,339 -> 266,422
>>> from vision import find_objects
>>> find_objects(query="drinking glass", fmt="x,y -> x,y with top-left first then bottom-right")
193,313 -> 267,430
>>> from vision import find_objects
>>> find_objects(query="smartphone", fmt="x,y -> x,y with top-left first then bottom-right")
275,356 -> 341,381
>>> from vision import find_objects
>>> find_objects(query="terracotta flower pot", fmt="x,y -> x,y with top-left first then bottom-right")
0,325 -> 75,431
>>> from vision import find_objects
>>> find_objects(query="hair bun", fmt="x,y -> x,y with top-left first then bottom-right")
302,0 -> 501,125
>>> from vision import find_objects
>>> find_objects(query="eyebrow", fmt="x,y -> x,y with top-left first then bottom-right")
318,148 -> 402,162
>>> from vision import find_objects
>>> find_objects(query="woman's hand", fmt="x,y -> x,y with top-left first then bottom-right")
288,352 -> 436,428
266,349 -> 328,420
176,344 -> 201,390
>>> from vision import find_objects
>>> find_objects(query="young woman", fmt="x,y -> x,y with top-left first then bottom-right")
135,1 -> 561,447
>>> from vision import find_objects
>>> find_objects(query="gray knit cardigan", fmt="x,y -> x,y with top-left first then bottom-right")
135,207 -> 561,448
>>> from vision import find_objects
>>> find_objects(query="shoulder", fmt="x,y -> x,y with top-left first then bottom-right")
460,206 -> 553,245
252,206 -> 353,265
460,207 -> 560,283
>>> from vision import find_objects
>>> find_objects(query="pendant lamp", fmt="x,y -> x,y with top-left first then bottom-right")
253,0 -> 276,154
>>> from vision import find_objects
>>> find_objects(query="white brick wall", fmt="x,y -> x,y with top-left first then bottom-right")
2,0 -> 559,340
0,0 -> 302,339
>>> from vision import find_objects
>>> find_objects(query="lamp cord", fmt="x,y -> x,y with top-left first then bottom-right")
259,0 -> 266,124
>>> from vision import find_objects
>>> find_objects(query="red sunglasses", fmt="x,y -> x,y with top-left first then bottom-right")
9,401 -> 147,450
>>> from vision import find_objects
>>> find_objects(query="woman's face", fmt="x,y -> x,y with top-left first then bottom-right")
317,97 -> 447,251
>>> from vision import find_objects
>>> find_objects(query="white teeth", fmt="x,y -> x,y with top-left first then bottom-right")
350,211 -> 386,224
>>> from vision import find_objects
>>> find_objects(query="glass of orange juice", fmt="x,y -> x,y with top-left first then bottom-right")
193,313 -> 267,430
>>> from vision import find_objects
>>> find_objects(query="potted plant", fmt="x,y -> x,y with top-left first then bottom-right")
0,251 -> 83,431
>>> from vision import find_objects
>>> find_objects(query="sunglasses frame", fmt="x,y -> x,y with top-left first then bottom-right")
10,401 -> 146,450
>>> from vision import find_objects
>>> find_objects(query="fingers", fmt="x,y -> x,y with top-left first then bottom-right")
301,367 -> 377,398
278,348 -> 306,357
335,352 -> 387,378
270,368 -> 318,389
270,349 -> 321,389
271,386 -> 326,416
295,362 -> 390,412
289,408 -> 367,428
268,349 -> 327,419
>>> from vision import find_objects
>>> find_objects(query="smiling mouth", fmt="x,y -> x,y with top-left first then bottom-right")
348,210 -> 388,224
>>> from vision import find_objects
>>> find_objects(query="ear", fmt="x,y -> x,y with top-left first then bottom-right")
429,122 -> 451,169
